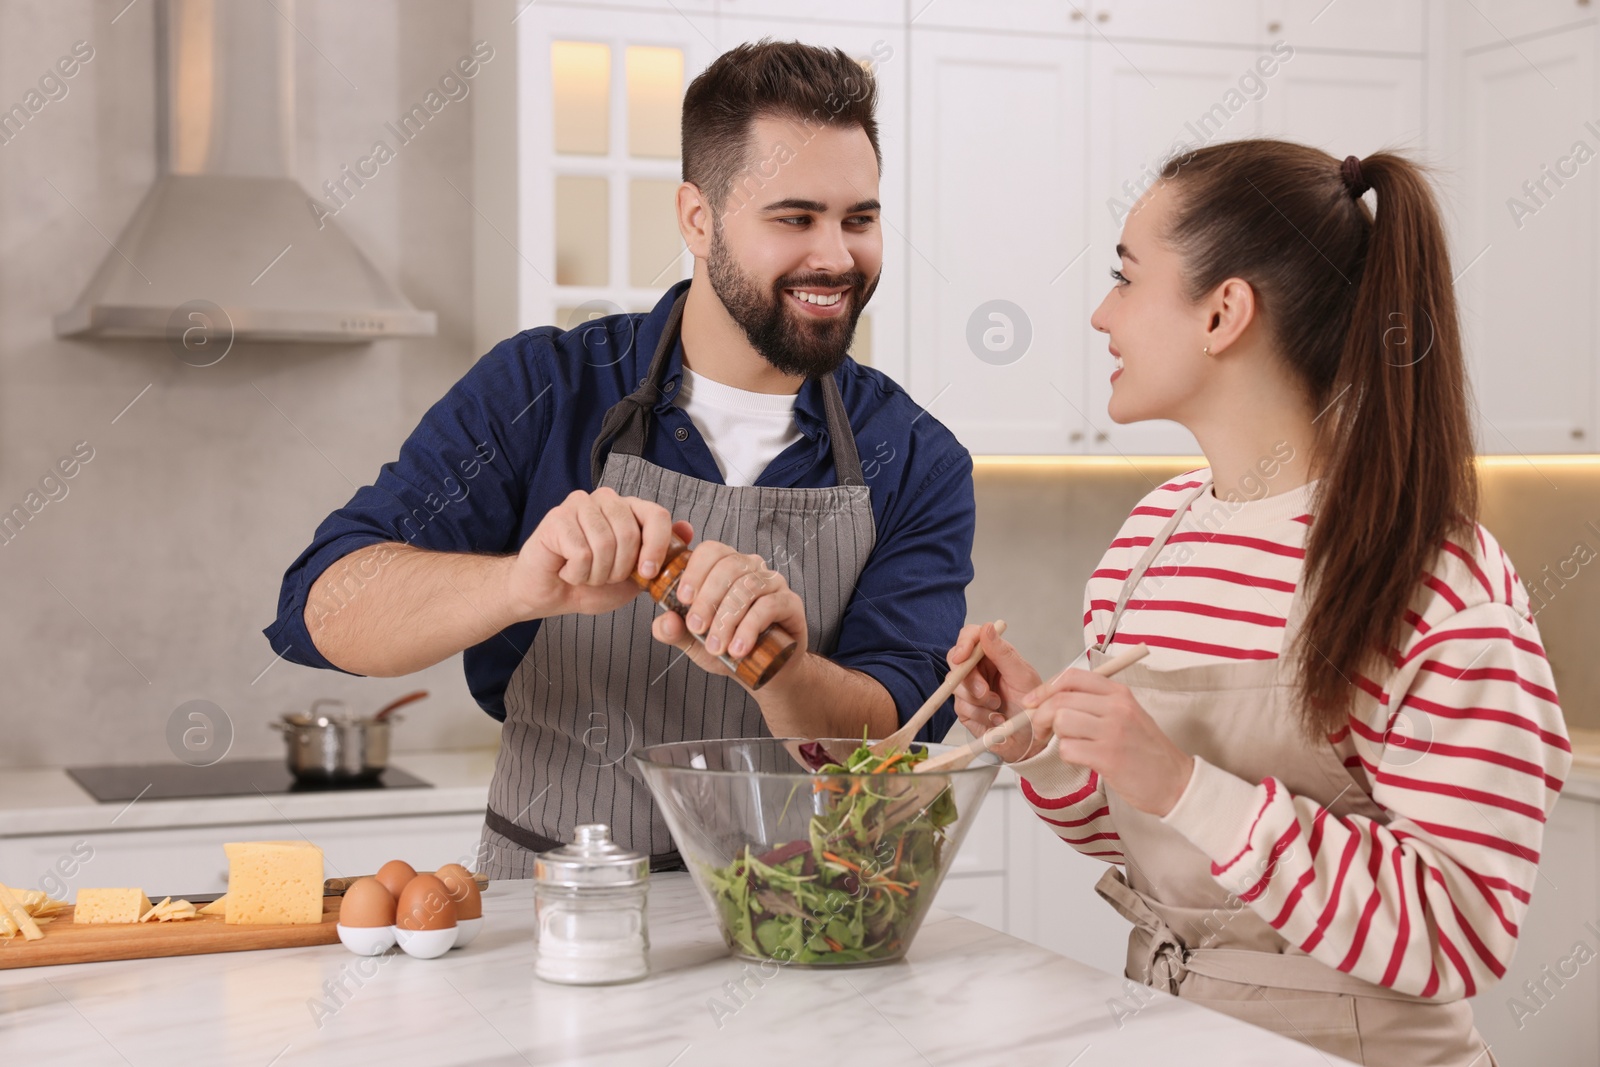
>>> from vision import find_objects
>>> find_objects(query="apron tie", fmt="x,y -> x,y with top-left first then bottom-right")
1095,868 -> 1435,1002
1096,867 -> 1189,995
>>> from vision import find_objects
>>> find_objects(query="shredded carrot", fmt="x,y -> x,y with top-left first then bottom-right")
878,753 -> 904,772
893,836 -> 905,875
880,882 -> 910,897
822,851 -> 861,872
824,936 -> 843,952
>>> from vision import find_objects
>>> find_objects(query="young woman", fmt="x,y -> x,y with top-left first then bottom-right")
950,141 -> 1570,1065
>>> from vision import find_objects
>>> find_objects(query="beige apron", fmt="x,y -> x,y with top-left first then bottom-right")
478,291 -> 877,874
1089,479 -> 1494,1066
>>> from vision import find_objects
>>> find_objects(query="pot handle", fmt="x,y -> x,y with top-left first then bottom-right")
374,689 -> 429,722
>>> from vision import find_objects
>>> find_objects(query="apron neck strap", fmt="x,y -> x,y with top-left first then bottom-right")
1097,477 -> 1315,654
820,369 -> 866,488
588,288 -> 866,489
1099,479 -> 1210,649
588,290 -> 687,487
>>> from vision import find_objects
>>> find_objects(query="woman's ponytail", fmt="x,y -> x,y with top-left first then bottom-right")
1164,142 -> 1478,734
1301,153 -> 1478,732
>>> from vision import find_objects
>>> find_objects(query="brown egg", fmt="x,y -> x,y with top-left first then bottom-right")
375,859 -> 416,901
339,877 -> 396,928
436,865 -> 482,920
395,874 -> 457,932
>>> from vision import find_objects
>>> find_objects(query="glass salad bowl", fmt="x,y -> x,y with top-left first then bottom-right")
634,737 -> 1001,967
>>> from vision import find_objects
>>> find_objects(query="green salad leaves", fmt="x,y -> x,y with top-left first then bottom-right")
701,739 -> 958,965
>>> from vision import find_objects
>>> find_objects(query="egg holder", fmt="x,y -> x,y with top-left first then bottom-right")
337,916 -> 483,958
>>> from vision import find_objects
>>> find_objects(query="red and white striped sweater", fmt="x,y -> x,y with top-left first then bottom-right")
1015,470 -> 1571,1001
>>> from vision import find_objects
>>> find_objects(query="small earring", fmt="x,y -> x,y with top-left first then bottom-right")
1202,344 -> 1211,357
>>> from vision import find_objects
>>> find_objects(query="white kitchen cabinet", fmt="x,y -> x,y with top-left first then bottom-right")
1002,786 -> 1132,977
1456,0 -> 1598,52
907,0 -> 1090,36
931,872 -> 1007,930
907,28 -> 1091,454
1083,38 -> 1271,457
717,0 -> 902,24
1469,793 -> 1600,1067
2,813 -> 487,900
1093,0 -> 1265,48
1453,22 -> 1598,453
1261,51 -> 1424,156
1263,0 -> 1425,55
483,0 -> 1573,457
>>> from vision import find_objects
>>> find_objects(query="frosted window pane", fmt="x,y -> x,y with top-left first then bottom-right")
629,178 -> 685,288
555,175 -> 610,286
626,46 -> 683,158
553,42 -> 610,155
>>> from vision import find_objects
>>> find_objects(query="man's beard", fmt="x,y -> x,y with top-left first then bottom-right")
706,225 -> 878,379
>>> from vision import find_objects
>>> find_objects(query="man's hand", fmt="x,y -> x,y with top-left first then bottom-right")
650,542 -> 806,684
506,488 -> 689,620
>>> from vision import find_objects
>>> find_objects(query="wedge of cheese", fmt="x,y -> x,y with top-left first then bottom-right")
223,841 -> 324,925
0,884 -> 44,940
73,888 -> 152,924
138,897 -> 199,922
198,894 -> 227,917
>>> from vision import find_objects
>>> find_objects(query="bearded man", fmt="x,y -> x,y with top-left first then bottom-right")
265,40 -> 975,874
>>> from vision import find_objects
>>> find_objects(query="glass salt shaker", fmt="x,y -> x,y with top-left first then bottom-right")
533,823 -> 649,985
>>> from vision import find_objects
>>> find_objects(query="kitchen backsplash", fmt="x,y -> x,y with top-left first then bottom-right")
1,3 -> 1593,771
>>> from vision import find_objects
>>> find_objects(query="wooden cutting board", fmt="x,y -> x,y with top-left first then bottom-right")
0,897 -> 344,970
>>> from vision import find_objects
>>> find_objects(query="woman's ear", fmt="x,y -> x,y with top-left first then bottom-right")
1202,277 -> 1257,356
678,182 -> 712,259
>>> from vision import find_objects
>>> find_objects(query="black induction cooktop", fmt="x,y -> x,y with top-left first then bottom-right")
66,759 -> 432,802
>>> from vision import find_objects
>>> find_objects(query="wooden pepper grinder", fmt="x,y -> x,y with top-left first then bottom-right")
631,537 -> 797,689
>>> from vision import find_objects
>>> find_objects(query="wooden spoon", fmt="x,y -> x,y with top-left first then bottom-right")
914,643 -> 1150,774
870,620 -> 1007,756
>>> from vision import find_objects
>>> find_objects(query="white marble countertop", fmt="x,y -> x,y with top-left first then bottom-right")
0,874 -> 1354,1067
0,750 -> 500,837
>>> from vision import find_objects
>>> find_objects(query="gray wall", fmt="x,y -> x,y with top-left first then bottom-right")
1,2 -> 1593,771
0,0 -> 501,768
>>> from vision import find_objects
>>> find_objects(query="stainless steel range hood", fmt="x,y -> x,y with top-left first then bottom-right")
55,0 -> 435,343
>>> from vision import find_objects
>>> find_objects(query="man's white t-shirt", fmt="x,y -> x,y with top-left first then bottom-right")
672,366 -> 803,487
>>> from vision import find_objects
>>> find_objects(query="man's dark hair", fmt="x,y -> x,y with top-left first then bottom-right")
682,39 -> 881,213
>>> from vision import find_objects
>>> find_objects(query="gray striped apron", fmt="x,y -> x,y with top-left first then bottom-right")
479,292 -> 877,875
1090,479 -> 1492,1065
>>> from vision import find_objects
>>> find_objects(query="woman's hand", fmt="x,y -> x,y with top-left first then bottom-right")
950,622 -> 1050,762
1022,668 -> 1194,816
